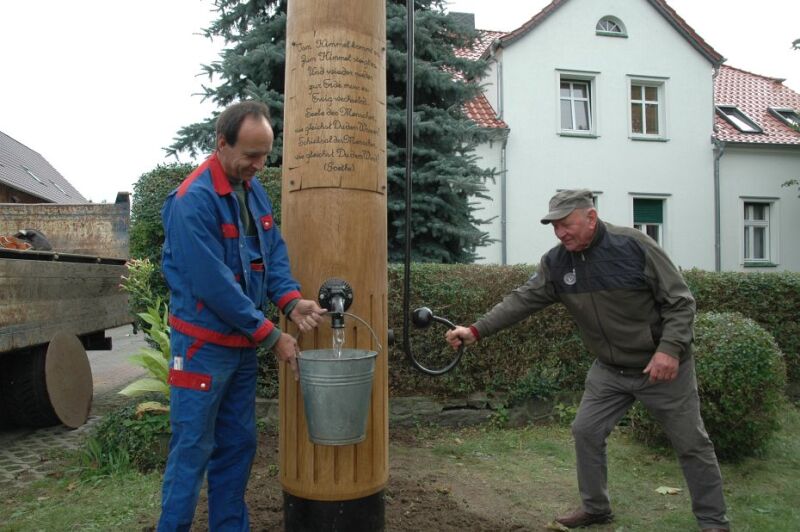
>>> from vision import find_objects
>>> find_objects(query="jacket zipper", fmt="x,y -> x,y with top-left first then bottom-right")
581,251 -> 614,364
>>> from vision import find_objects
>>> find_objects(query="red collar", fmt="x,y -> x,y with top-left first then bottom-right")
209,153 -> 253,194
209,153 -> 232,196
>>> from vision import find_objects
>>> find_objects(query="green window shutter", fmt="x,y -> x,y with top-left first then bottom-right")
633,199 -> 663,223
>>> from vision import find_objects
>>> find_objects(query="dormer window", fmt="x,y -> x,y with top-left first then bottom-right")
49,179 -> 68,195
21,165 -> 45,184
596,16 -> 627,37
716,106 -> 762,133
769,107 -> 800,129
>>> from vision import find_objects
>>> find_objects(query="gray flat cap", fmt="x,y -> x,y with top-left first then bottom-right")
540,189 -> 594,224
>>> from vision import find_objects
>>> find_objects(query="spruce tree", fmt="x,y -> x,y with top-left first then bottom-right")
169,0 -> 494,262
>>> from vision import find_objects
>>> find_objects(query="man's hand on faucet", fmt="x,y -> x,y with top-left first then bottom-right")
289,299 -> 327,333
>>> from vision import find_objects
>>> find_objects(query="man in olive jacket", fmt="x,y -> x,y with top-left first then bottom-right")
446,189 -> 729,531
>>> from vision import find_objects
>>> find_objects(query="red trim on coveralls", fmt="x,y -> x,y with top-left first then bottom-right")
168,368 -> 212,391
169,314 -> 274,347
251,320 -> 273,343
221,224 -> 239,238
186,339 -> 205,361
250,262 -> 264,272
176,158 -> 212,198
277,291 -> 303,312
208,153 -> 233,196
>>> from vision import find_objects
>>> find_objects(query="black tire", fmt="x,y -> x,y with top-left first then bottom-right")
0,353 -> 11,428
0,345 -> 60,428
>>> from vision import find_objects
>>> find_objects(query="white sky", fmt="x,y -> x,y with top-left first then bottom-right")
1,0 -> 798,203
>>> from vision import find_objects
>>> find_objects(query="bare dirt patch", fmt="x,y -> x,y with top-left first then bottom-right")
189,426 -> 554,531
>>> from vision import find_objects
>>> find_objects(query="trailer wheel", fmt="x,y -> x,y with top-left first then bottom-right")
1,333 -> 93,428
0,356 -> 11,428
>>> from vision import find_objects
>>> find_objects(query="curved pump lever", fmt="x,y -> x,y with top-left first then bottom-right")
404,307 -> 466,376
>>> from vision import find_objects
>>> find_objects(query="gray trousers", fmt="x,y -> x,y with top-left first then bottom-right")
571,358 -> 729,530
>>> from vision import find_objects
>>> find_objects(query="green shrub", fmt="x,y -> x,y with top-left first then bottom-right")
685,270 -> 800,384
118,299 -> 171,406
121,258 -> 161,334
130,163 -> 193,299
627,312 -> 787,461
85,404 -> 171,473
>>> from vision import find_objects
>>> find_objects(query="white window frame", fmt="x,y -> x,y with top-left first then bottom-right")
596,16 -> 627,38
631,196 -> 665,246
742,199 -> 777,266
556,70 -> 599,138
627,76 -> 668,141
768,107 -> 800,129
634,221 -> 662,243
716,105 -> 762,133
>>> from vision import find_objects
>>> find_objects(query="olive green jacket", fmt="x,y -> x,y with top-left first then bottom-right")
472,221 -> 696,368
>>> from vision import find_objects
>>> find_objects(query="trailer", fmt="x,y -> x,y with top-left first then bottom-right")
0,193 -> 131,428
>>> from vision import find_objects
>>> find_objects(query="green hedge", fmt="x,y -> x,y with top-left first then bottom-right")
387,263 -> 592,397
387,264 -> 800,397
128,162 -> 799,398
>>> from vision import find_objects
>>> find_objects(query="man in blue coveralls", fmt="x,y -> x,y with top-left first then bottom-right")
158,100 -> 325,531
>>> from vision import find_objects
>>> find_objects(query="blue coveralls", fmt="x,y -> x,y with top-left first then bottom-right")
158,154 -> 302,531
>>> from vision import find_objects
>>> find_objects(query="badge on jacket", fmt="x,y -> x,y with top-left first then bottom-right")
563,269 -> 577,286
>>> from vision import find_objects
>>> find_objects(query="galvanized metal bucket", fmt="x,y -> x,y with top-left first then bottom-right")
297,348 -> 378,446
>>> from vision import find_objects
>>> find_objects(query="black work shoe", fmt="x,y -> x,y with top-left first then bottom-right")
555,508 -> 614,528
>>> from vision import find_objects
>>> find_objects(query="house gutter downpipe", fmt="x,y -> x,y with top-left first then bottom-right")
713,138 -> 724,273
712,63 -> 723,273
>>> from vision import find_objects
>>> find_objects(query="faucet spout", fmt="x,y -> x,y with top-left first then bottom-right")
331,295 -> 345,329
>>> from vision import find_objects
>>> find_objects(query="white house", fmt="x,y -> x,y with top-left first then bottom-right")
713,66 -> 800,272
460,0 -> 800,272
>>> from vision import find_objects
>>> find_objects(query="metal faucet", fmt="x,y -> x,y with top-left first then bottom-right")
318,278 -> 353,329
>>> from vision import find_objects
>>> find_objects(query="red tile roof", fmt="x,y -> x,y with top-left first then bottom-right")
497,0 -> 723,65
454,30 -> 509,129
715,65 -> 800,145
454,30 -> 506,60
464,92 -> 508,129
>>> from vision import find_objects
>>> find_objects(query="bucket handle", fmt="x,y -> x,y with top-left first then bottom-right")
295,311 -> 383,354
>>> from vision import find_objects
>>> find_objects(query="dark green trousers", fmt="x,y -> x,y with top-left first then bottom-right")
571,358 -> 729,530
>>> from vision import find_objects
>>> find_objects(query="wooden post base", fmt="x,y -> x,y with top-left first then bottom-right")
283,490 -> 384,532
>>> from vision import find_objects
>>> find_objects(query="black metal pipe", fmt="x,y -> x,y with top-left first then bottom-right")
402,0 -> 415,370
401,1 -> 465,377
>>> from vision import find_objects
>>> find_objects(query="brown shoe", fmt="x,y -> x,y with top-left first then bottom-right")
555,508 -> 614,528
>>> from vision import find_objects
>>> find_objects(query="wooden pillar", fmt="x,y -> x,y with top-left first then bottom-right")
279,0 -> 387,529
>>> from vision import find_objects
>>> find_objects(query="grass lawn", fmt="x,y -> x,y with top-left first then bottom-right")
1,404 -> 798,531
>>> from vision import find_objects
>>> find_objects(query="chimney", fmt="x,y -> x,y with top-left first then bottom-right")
449,11 -> 476,31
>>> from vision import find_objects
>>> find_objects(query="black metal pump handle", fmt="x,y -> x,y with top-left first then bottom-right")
405,307 -> 466,376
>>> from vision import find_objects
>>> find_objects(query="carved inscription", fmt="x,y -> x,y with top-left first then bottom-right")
288,36 -> 384,187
